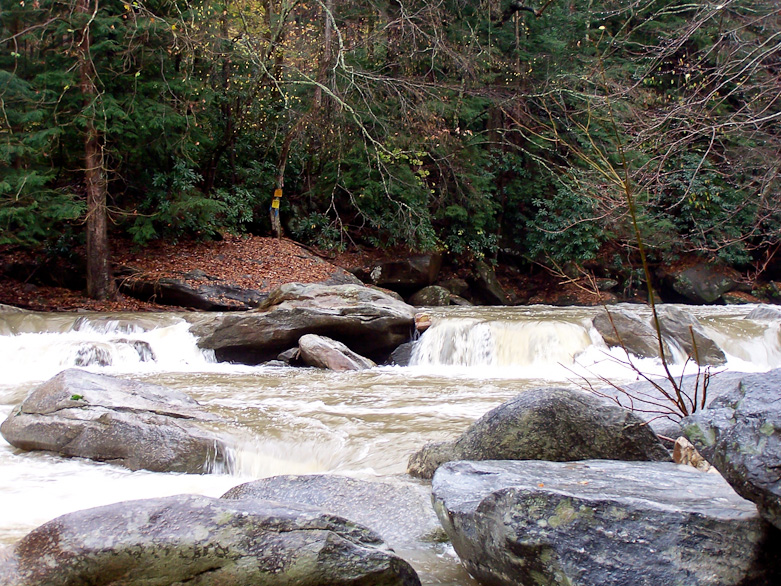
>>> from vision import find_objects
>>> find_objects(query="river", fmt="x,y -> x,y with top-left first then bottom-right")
1,303 -> 779,584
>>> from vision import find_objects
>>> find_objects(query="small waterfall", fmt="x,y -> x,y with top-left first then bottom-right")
411,306 -> 781,376
222,437 -> 339,478
411,318 -> 593,368
0,313 -> 214,384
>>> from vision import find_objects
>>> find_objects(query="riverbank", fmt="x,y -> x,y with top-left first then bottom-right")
0,237 -> 363,312
0,235 -> 771,312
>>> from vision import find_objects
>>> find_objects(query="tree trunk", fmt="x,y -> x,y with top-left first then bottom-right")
77,0 -> 113,300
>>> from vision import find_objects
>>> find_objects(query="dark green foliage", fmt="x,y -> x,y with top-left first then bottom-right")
1,0 -> 778,283
526,177 -> 607,266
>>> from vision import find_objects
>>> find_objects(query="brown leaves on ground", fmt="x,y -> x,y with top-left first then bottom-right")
0,236 -> 361,313
114,235 -> 341,291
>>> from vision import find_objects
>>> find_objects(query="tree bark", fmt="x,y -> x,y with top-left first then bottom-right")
77,0 -> 114,300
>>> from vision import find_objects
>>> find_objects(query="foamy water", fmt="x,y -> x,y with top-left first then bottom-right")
1,303 -> 779,584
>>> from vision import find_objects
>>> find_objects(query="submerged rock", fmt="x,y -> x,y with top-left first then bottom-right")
432,459 -> 781,586
298,333 -> 376,371
0,369 -> 231,473
0,494 -> 421,586
387,340 -> 418,366
407,387 -> 670,479
193,283 -> 416,364
684,369 -> 781,530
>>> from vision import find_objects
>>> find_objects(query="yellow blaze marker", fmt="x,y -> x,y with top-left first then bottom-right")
271,198 -> 280,209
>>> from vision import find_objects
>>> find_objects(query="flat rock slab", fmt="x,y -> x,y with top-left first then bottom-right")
193,283 -> 416,364
432,460 -> 781,586
222,474 -> 444,550
0,494 -> 421,586
685,369 -> 781,530
408,387 -> 670,479
0,369 -> 231,473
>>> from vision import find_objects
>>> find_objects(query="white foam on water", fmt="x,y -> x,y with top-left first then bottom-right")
0,317 -> 216,385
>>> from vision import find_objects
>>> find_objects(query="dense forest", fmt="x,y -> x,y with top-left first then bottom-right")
1,0 -> 779,299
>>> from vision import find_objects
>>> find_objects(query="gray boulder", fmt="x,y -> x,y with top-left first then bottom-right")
298,334 -> 376,371
448,294 -> 473,306
407,441 -> 458,479
354,254 -> 442,294
746,306 -> 781,321
684,369 -> 781,530
407,388 -> 670,479
657,305 -> 726,366
468,260 -> 511,305
0,369 -> 231,473
387,340 -> 418,366
432,459 -> 781,586
193,283 -> 416,364
435,278 -> 469,297
120,274 -> 267,310
222,474 -> 444,549
666,262 -> 738,304
592,307 -> 670,359
408,285 -> 452,307
0,494 -> 420,586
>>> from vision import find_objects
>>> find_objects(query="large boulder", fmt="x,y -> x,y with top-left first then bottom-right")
353,254 -> 442,295
222,475 -> 444,550
193,283 -> 416,364
432,459 -> 781,586
468,260 -> 512,305
657,305 -> 727,366
0,369 -> 231,473
0,494 -> 420,586
663,262 -> 738,304
407,388 -> 670,479
684,369 -> 781,530
408,285 -> 452,307
298,334 -> 376,371
592,307 -> 670,359
746,305 -> 781,321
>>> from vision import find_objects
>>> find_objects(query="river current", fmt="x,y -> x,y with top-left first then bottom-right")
1,303 -> 779,584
